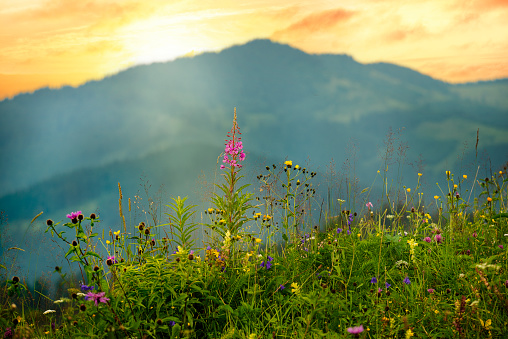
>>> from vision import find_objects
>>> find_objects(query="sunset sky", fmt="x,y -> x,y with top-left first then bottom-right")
1,0 -> 507,100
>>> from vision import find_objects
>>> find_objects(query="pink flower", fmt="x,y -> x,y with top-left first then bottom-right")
67,211 -> 82,219
424,237 -> 431,243
366,202 -> 373,209
347,325 -> 364,334
427,288 -> 435,293
435,234 -> 443,244
499,245 -> 504,249
85,291 -> 110,306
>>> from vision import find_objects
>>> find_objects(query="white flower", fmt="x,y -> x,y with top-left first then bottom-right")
54,300 -> 64,304
386,215 -> 394,219
77,292 -> 86,297
459,273 -> 465,278
43,310 -> 56,315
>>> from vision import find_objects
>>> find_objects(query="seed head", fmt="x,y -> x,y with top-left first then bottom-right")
46,219 -> 53,226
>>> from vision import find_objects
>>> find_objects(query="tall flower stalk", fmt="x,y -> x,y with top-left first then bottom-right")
209,108 -> 253,239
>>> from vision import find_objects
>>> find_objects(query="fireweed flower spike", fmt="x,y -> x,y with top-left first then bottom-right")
221,108 -> 245,171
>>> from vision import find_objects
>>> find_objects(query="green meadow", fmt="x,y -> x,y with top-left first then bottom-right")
1,112 -> 507,338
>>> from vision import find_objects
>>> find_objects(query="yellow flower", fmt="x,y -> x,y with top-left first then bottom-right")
357,233 -> 361,237
255,238 -> 262,243
487,197 -> 492,202
114,230 -> 120,236
407,239 -> 418,248
207,208 -> 214,214
405,329 -> 414,338
377,170 -> 380,173
454,184 -> 458,189
480,319 -> 492,330
106,240 -> 111,245
499,171 -> 503,175
291,282 -> 300,294
294,164 -> 300,169
418,173 -> 422,177
284,160 -> 292,167
406,188 -> 411,193
434,195 -> 440,199
463,175 -> 467,179
446,170 -> 451,176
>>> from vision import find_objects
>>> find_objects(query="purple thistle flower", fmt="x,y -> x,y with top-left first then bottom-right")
85,291 -> 110,306
67,211 -> 82,219
347,325 -> 364,334
107,256 -> 117,264
403,277 -> 411,285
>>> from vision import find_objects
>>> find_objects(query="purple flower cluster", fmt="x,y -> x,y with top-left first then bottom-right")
260,256 -> 274,270
221,139 -> 245,169
403,277 -> 411,285
80,283 -> 95,292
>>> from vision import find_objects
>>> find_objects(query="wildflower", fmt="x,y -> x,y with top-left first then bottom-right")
424,237 -> 431,243
284,160 -> 292,167
487,197 -> 492,202
347,325 -> 364,334
279,284 -> 285,291
43,310 -> 56,315
499,245 -> 504,249
255,238 -> 262,243
67,211 -> 82,219
3,327 -> 13,338
427,288 -> 435,293
370,277 -> 377,284
418,173 -> 422,177
473,232 -> 477,238
222,109 -> 245,169
294,164 -> 300,169
463,175 -> 467,179
85,291 -> 110,306
106,256 -> 117,266
505,280 -> 508,288
80,283 -> 94,292
337,227 -> 343,234
348,214 -> 353,226
435,234 -> 443,244
106,240 -> 111,245
403,277 -> 411,285
385,282 -> 391,289
434,195 -> 439,200
169,321 -> 176,327
446,170 -> 450,177
405,329 -> 414,338
406,188 -> 411,193
114,230 -> 120,236
366,202 -> 373,209
291,282 -> 300,294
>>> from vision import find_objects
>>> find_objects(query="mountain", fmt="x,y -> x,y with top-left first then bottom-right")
1,39 -> 508,265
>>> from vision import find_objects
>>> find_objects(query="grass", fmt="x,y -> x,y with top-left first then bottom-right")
1,111 -> 507,338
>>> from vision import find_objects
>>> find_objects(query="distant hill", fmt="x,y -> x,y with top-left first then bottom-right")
1,38 -> 507,236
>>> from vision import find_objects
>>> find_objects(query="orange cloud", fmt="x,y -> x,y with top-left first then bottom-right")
272,8 -> 355,39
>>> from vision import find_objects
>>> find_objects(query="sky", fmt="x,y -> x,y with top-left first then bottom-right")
1,0 -> 508,100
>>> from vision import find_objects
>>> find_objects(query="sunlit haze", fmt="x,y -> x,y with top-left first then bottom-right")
1,0 -> 507,100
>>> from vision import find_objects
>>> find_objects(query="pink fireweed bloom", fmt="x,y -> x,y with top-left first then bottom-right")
85,291 -> 110,306
67,211 -> 82,219
221,109 -> 245,170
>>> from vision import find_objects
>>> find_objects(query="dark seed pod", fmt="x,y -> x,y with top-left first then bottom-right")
72,240 -> 78,246
80,304 -> 86,312
47,219 -> 54,226
78,214 -> 84,221
12,276 -> 20,284
90,213 -> 96,219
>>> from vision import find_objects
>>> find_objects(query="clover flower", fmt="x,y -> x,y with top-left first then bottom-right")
85,291 -> 110,306
347,325 -> 364,334
424,237 -> 431,243
435,234 -> 443,244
